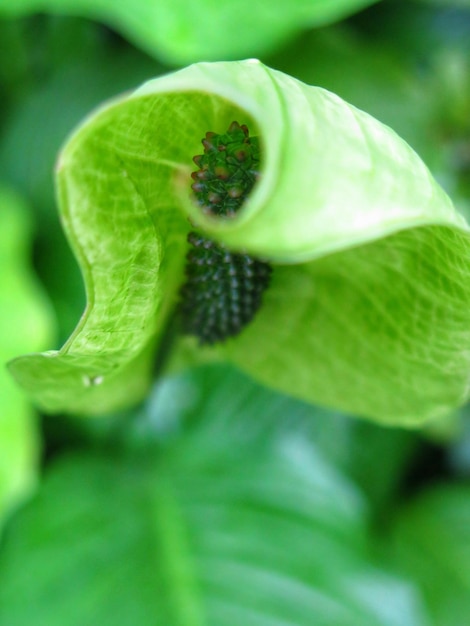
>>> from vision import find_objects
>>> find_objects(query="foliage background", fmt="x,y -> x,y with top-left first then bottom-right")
1,0 -> 470,624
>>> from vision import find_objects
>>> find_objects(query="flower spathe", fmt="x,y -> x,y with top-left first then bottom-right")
8,60 -> 470,426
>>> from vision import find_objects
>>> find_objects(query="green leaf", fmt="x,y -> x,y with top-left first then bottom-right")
390,483 -> 470,626
8,60 -> 470,425
0,186 -> 54,530
0,0 -> 381,64
0,371 -> 429,626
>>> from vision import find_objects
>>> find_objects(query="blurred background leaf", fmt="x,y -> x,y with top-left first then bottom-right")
390,483 -> 470,626
0,365 -> 430,626
113,365 -> 420,514
0,186 -> 55,532
0,0 -> 381,64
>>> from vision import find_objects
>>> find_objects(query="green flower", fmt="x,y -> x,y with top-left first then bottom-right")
8,60 -> 470,427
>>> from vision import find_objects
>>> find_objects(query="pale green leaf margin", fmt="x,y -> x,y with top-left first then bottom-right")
8,60 -> 470,426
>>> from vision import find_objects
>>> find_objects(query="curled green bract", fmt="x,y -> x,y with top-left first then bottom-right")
9,60 -> 470,426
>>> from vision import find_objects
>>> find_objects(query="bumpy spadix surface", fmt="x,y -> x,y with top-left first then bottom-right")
9,60 -> 470,425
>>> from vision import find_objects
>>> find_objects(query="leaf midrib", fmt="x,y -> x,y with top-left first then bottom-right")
149,469 -> 206,626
